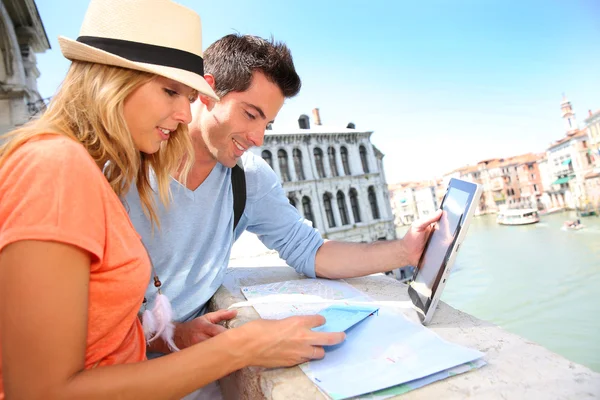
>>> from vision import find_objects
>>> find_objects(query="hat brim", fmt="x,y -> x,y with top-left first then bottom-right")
58,36 -> 219,101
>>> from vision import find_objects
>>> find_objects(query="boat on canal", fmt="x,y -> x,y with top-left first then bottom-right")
496,208 -> 540,226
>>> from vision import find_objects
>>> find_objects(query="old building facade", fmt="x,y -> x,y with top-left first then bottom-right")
582,109 -> 600,208
542,98 -> 596,210
389,96 -> 600,223
0,0 -> 49,135
251,110 -> 396,242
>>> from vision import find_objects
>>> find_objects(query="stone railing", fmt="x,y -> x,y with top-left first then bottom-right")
208,266 -> 600,399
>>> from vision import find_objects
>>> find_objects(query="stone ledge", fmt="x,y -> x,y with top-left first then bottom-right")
208,266 -> 600,399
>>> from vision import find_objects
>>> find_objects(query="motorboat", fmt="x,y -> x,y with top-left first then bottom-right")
562,220 -> 585,231
496,208 -> 540,226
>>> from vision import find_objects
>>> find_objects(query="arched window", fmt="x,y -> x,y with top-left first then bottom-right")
340,146 -> 351,175
323,193 -> 336,228
278,149 -> 291,182
336,191 -> 349,225
293,148 -> 305,180
314,147 -> 326,178
359,145 -> 369,173
349,188 -> 361,223
261,150 -> 273,169
368,186 -> 380,219
302,196 -> 315,228
328,147 -> 339,177
288,195 -> 297,208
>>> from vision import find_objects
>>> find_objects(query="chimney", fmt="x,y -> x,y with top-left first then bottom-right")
589,109 -> 593,117
312,108 -> 322,126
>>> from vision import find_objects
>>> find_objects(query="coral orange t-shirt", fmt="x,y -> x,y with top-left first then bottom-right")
0,135 -> 150,397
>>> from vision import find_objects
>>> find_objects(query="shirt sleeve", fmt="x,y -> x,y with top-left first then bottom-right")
239,153 -> 323,278
0,136 -> 107,262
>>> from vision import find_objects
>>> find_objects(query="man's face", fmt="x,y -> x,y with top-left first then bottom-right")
194,71 -> 285,168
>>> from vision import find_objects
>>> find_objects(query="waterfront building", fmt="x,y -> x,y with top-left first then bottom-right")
476,159 -> 504,213
516,154 -> 545,210
441,153 -> 544,213
389,178 -> 445,226
252,109 -> 396,242
543,97 -> 594,210
413,182 -> 439,218
389,182 -> 418,226
537,156 -> 555,210
0,0 -> 49,136
583,109 -> 600,208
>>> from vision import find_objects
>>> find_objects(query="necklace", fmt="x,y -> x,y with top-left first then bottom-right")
140,241 -> 179,352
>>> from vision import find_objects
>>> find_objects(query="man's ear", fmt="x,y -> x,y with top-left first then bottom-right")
204,74 -> 216,88
199,74 -> 217,106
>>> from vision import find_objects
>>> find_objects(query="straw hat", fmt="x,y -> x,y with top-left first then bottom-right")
58,0 -> 218,100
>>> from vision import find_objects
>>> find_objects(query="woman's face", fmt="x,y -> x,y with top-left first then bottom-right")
123,76 -> 196,154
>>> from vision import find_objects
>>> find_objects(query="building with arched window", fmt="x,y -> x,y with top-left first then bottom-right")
340,146 -> 351,175
328,146 -> 339,177
349,188 -> 361,223
293,148 -> 305,180
288,194 -> 297,208
323,192 -> 336,228
336,190 -> 350,225
302,196 -> 315,228
368,186 -> 380,220
1,0 -> 50,136
261,150 -> 273,168
251,108 -> 395,242
313,147 -> 325,178
359,145 -> 369,174
277,149 -> 291,182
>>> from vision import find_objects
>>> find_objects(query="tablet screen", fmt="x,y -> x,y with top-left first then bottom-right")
411,187 -> 471,308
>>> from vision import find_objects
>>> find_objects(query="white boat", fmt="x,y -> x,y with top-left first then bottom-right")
561,219 -> 585,231
496,208 -> 540,226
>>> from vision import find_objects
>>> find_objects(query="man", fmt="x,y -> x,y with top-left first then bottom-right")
126,34 -> 440,354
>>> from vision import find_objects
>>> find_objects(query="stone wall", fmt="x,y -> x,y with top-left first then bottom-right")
210,265 -> 600,399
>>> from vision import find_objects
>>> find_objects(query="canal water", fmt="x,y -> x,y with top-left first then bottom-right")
399,211 -> 600,372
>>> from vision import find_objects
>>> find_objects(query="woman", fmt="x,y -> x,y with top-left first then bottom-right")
0,0 -> 344,399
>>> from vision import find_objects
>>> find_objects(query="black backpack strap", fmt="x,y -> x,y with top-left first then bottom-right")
231,160 -> 246,232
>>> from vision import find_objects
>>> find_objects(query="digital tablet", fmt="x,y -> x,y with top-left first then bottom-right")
408,178 -> 482,325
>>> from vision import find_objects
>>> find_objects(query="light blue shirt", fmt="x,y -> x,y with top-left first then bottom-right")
125,152 -> 323,322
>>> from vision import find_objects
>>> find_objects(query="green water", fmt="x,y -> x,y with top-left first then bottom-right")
399,211 -> 600,372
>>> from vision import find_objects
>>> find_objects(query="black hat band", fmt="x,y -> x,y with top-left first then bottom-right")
76,36 -> 204,75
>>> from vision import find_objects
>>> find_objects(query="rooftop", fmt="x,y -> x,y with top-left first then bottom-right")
548,129 -> 588,150
267,126 -> 371,136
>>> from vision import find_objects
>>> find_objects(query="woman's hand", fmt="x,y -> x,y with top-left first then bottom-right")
232,315 -> 346,368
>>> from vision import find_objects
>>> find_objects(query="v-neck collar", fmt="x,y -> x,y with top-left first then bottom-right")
169,164 -> 222,201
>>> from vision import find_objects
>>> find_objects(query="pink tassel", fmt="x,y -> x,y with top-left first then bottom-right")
142,309 -> 157,343
147,293 -> 180,352
162,317 -> 179,353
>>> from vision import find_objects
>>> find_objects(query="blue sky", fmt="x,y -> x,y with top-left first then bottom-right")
34,0 -> 600,183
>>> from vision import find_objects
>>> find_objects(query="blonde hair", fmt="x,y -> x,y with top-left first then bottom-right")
0,61 -> 194,228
